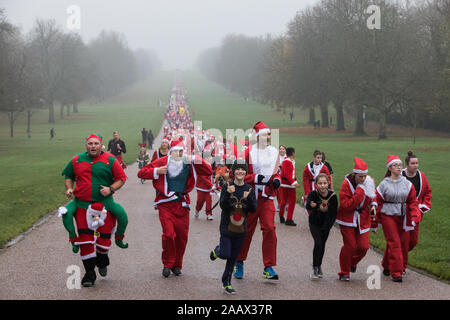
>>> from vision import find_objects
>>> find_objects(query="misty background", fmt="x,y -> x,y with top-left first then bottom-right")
2,0 -> 316,69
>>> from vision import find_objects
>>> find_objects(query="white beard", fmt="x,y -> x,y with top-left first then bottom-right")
86,210 -> 106,230
168,157 -> 184,178
251,146 -> 278,177
358,175 -> 376,198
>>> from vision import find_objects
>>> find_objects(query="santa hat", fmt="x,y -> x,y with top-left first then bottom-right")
253,121 -> 270,136
353,157 -> 368,174
170,138 -> 184,152
161,136 -> 170,144
386,155 -> 401,168
87,202 -> 107,227
88,202 -> 106,215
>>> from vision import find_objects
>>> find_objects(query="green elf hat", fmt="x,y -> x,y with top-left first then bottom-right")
85,133 -> 103,142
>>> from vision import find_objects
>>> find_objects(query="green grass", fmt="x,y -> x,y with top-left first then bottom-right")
0,71 -> 173,247
182,70 -> 450,281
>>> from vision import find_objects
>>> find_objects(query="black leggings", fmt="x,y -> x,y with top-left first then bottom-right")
309,222 -> 332,267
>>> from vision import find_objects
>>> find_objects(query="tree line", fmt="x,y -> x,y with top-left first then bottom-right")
0,9 -> 161,138
197,0 -> 450,138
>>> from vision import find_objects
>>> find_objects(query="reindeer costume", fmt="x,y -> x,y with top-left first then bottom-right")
210,160 -> 256,292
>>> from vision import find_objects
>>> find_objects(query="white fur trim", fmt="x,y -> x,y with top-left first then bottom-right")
153,167 -> 159,180
81,252 -> 97,260
58,207 -> 67,218
353,169 -> 368,174
387,159 -> 401,168
255,128 -> 270,136
419,204 -> 430,213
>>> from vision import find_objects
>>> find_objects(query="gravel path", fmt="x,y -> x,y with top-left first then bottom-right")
1,123 -> 449,300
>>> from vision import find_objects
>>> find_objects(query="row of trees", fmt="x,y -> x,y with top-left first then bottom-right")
0,9 -> 161,137
197,0 -> 450,138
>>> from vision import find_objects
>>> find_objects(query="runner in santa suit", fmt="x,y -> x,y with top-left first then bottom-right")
138,138 -> 212,277
401,151 -> 432,269
375,155 -> 421,282
194,151 -> 215,220
60,134 -> 129,287
336,157 -> 377,281
302,150 -> 332,203
232,121 -> 281,280
279,147 -> 300,226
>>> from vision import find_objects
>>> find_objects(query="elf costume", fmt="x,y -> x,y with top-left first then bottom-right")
60,133 -> 129,287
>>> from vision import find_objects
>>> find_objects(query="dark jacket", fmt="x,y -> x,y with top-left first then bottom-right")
306,189 -> 338,229
219,181 -> 257,238
108,139 -> 127,156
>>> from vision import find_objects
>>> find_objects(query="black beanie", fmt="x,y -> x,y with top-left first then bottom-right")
232,159 -> 248,175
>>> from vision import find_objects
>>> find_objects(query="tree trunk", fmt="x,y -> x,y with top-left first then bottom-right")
73,102 -> 79,113
378,110 -> 388,139
60,103 -> 64,120
66,104 -> 70,116
27,110 -> 32,137
335,100 -> 345,131
48,101 -> 55,123
8,111 -> 14,138
354,105 -> 367,136
309,107 -> 316,125
320,103 -> 329,128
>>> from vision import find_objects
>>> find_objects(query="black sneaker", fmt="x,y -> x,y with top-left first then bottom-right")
383,269 -> 390,276
98,267 -> 107,277
172,268 -> 182,276
210,249 -> 218,261
280,216 -> 285,224
392,276 -> 403,283
350,266 -> 357,273
285,220 -> 297,226
162,267 -> 171,278
81,271 -> 96,287
223,285 -> 236,295
317,266 -> 323,278
310,267 -> 320,280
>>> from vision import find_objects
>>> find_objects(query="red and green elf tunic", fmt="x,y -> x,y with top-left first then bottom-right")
61,151 -> 128,243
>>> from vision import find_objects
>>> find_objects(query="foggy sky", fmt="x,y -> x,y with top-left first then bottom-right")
1,0 -> 317,70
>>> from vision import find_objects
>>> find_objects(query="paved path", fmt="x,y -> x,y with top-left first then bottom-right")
1,123 -> 449,300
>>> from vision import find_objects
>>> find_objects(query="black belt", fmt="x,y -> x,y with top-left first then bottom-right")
78,229 -> 111,239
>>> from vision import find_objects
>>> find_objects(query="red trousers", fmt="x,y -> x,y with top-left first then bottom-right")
279,188 -> 296,221
195,190 -> 212,216
380,214 -> 409,277
115,154 -> 127,169
158,201 -> 190,269
338,225 -> 369,276
237,196 -> 277,267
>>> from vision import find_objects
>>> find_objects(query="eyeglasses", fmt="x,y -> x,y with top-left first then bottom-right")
391,163 -> 402,168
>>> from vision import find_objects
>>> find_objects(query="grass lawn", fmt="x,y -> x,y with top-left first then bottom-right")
182,70 -> 450,281
0,71 -> 173,247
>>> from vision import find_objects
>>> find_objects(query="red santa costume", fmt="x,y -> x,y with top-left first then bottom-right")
137,138 -> 212,274
74,202 -> 117,261
234,121 -> 281,277
279,157 -> 299,222
336,158 -> 377,278
401,168 -> 432,253
194,159 -> 214,219
375,155 -> 421,280
302,160 -> 331,203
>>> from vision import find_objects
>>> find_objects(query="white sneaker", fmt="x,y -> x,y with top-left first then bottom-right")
194,210 -> 199,218
206,215 -> 213,221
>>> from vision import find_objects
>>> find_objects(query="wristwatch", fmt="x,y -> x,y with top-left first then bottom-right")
109,186 -> 116,194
